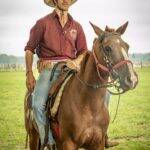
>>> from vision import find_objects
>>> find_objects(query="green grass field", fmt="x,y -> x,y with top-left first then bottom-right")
0,68 -> 149,150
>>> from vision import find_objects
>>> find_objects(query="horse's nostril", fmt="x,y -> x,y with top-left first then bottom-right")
127,76 -> 131,83
125,76 -> 132,86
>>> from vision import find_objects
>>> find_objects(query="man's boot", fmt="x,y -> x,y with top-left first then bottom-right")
105,134 -> 119,148
47,144 -> 56,150
40,144 -> 46,150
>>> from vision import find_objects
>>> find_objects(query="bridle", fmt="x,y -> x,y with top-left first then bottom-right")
93,33 -> 133,86
93,32 -> 134,93
74,32 -> 136,123
75,32 -> 133,95
75,32 -> 134,122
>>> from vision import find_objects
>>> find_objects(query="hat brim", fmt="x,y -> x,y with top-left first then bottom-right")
44,0 -> 77,7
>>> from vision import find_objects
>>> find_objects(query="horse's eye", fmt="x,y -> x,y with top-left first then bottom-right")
104,46 -> 112,53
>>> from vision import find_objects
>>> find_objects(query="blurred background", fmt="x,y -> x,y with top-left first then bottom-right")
0,0 -> 150,69
0,0 -> 150,53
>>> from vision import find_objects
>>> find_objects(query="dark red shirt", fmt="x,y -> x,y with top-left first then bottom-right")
24,10 -> 87,60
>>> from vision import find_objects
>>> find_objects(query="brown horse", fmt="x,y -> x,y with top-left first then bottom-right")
24,22 -> 138,150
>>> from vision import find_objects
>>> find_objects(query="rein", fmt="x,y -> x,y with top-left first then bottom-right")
75,73 -> 114,89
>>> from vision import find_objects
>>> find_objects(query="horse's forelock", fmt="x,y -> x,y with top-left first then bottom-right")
105,26 -> 115,32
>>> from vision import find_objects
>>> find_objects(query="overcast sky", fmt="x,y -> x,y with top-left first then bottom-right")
0,0 -> 150,56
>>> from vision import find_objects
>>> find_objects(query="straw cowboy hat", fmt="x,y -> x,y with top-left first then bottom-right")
44,0 -> 77,7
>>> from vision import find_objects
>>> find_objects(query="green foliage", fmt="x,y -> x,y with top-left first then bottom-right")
0,54 -> 38,65
0,71 -> 26,149
129,53 -> 150,63
0,53 -> 150,65
108,67 -> 150,150
0,68 -> 149,149
0,54 -> 24,64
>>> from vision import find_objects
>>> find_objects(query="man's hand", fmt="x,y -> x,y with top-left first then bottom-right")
26,71 -> 36,92
66,53 -> 85,71
66,59 -> 79,70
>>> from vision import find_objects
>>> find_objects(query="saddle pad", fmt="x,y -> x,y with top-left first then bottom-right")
51,74 -> 73,117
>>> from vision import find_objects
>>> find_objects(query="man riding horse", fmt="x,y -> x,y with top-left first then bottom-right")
25,0 -> 118,149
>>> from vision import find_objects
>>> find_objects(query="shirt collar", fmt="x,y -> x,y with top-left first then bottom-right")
51,10 -> 73,22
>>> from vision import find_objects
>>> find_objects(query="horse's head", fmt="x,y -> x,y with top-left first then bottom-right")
90,22 -> 138,92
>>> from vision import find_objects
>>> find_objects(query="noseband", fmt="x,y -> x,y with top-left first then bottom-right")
92,33 -> 133,84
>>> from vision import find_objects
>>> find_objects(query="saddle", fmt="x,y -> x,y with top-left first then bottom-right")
26,62 -> 75,111
47,62 -> 75,117
25,62 -> 76,143
42,63 -> 75,142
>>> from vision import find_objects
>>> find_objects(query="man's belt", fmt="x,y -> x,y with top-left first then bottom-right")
37,53 -> 85,73
37,58 -> 68,73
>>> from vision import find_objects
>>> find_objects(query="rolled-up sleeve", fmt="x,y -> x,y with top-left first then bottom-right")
24,19 -> 45,54
76,24 -> 87,56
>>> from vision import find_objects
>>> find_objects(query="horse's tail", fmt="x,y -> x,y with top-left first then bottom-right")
25,132 -> 28,149
24,90 -> 31,149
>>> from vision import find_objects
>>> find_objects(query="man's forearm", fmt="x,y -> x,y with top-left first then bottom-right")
25,50 -> 34,75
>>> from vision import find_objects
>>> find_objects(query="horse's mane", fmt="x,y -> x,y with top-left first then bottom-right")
80,51 -> 92,74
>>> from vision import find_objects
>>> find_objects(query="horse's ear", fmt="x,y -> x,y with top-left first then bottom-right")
105,26 -> 109,31
89,22 -> 103,36
116,21 -> 129,35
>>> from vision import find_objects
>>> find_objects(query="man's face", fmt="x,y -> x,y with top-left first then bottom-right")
55,0 -> 72,11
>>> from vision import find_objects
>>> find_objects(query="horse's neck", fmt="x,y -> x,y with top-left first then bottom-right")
75,51 -> 107,110
80,51 -> 108,85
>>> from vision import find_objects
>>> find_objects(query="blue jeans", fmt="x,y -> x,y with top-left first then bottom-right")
32,69 -> 61,145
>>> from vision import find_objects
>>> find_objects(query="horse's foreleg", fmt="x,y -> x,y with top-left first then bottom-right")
62,138 -> 77,150
86,137 -> 105,150
56,142 -> 63,150
29,128 -> 40,150
96,137 -> 105,150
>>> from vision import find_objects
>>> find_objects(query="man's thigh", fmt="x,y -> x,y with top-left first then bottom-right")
32,69 -> 52,107
32,69 -> 61,106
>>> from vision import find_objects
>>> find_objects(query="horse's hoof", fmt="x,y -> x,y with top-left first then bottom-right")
105,140 -> 119,148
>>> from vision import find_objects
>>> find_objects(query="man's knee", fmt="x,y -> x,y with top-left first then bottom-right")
32,95 -> 46,112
